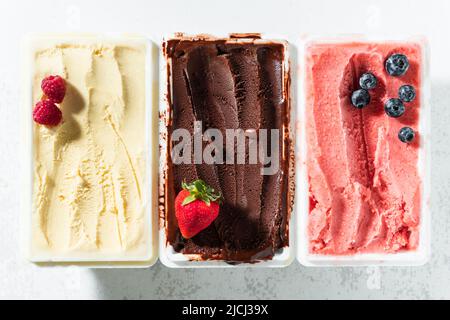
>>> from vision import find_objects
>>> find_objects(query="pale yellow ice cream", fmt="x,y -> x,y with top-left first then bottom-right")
31,39 -> 150,260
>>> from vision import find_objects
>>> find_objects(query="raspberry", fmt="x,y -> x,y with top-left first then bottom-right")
41,75 -> 66,103
33,100 -> 62,126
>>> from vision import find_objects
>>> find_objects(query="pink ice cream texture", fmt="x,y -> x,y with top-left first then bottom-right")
306,42 -> 422,255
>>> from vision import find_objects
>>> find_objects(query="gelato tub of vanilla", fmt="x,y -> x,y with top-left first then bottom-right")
159,33 -> 296,267
297,36 -> 430,266
22,35 -> 158,267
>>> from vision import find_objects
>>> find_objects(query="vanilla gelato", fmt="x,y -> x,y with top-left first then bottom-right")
30,38 -> 150,261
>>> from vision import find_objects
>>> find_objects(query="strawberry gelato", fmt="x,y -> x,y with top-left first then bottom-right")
306,41 -> 422,255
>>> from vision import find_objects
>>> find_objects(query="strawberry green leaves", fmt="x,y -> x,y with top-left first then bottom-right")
181,180 -> 222,206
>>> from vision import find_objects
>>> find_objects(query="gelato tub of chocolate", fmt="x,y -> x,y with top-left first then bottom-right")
297,36 -> 430,266
159,34 -> 296,267
22,34 -> 158,267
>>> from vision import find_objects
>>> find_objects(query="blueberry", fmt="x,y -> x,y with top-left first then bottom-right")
384,98 -> 405,118
385,53 -> 409,76
398,85 -> 416,102
398,127 -> 415,143
351,89 -> 371,109
359,73 -> 377,90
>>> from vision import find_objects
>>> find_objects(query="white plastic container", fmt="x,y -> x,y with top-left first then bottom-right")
158,33 -> 297,268
296,35 -> 430,267
21,34 -> 159,268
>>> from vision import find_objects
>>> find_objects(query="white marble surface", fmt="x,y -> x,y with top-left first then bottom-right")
1,0 -> 450,299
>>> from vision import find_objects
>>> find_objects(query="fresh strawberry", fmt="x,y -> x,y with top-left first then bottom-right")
33,99 -> 62,126
175,180 -> 221,239
41,75 -> 66,103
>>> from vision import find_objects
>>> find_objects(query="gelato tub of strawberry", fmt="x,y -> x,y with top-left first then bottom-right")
159,33 -> 296,267
297,36 -> 430,266
22,34 -> 158,267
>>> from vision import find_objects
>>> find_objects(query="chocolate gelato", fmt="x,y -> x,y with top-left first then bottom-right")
162,35 -> 292,262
